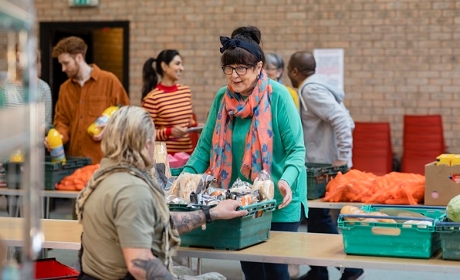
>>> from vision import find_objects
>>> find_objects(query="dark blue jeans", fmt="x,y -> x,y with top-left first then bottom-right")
307,208 -> 361,279
240,221 -> 301,280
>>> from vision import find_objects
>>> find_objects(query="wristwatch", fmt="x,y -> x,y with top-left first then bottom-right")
202,205 -> 212,223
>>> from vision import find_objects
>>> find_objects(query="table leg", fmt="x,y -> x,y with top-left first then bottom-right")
45,197 -> 50,219
197,258 -> 201,275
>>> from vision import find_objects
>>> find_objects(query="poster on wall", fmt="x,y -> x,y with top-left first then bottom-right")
313,48 -> 344,90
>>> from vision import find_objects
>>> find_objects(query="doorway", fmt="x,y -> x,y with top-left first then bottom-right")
39,21 -> 129,117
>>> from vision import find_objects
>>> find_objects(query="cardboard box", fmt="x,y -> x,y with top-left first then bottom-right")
425,162 -> 460,206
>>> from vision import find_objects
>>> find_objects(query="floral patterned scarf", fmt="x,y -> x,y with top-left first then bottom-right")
210,71 -> 273,188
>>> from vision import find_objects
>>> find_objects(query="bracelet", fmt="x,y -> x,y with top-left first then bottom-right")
202,206 -> 212,223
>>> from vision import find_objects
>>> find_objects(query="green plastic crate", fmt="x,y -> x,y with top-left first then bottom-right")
338,205 -> 446,259
4,156 -> 91,190
169,199 -> 276,250
362,204 -> 446,219
435,214 -> 460,260
306,163 -> 348,200
44,156 -> 92,190
4,162 -> 22,189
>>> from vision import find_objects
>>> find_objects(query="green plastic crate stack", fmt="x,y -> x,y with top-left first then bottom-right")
338,204 -> 446,259
435,214 -> 460,260
306,163 -> 348,200
5,157 -> 92,190
44,156 -> 92,190
169,199 -> 276,250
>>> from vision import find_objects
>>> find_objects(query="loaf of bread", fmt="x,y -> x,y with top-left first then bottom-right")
169,173 -> 202,203
340,206 -> 396,223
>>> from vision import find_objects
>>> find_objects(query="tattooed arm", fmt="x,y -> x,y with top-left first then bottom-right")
122,247 -> 178,280
170,199 -> 248,234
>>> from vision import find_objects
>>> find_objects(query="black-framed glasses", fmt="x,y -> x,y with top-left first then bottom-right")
221,64 -> 255,76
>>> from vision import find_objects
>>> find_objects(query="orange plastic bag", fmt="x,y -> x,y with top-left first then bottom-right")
55,164 -> 100,191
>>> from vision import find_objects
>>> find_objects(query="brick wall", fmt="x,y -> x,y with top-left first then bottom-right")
30,0 -> 460,158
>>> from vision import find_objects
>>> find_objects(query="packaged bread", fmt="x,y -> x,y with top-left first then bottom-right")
340,205 -> 365,215
169,173 -> 218,203
340,206 -> 397,223
340,205 -> 366,222
251,170 -> 275,201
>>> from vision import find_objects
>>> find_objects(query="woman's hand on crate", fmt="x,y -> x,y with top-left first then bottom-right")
211,199 -> 248,220
277,179 -> 292,209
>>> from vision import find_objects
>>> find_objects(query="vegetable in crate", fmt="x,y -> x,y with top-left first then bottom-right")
447,194 -> 460,222
55,164 -> 100,191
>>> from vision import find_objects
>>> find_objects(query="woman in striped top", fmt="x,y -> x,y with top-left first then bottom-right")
141,50 -> 196,154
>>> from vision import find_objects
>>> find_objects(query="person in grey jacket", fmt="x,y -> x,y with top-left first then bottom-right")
287,51 -> 364,280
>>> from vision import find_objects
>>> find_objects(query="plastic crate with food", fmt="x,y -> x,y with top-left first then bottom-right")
338,204 -> 446,258
35,258 -> 79,280
44,156 -> 92,190
435,214 -> 460,260
4,156 -> 92,190
306,163 -> 348,200
169,199 -> 276,250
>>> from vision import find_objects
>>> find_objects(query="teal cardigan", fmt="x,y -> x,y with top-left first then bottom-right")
183,80 -> 308,222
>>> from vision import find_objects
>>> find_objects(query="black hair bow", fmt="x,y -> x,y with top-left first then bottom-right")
219,36 -> 239,53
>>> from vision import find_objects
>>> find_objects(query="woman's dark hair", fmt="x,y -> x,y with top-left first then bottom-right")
221,26 -> 265,67
141,49 -> 180,100
141,57 -> 157,99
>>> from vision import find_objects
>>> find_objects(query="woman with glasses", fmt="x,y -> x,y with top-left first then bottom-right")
264,53 -> 299,110
182,26 -> 308,280
141,50 -> 197,155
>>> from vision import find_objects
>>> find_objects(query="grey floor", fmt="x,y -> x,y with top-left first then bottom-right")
1,196 -> 459,280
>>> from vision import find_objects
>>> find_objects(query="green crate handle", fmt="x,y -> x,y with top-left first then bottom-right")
305,163 -> 348,177
364,204 -> 446,211
170,199 -> 276,218
436,214 -> 460,232
339,213 -> 435,221
238,199 -> 276,217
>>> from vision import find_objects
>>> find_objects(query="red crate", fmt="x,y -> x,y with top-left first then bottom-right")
35,258 -> 79,280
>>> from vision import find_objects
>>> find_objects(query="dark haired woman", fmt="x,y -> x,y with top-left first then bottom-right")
182,26 -> 308,280
142,50 -> 196,155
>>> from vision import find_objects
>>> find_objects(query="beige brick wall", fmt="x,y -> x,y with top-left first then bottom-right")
30,0 -> 460,158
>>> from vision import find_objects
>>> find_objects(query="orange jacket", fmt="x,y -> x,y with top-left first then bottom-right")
53,64 -> 130,164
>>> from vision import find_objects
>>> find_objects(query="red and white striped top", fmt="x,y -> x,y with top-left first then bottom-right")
142,83 -> 194,154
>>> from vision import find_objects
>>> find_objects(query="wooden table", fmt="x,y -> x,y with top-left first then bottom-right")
0,217 -> 81,250
1,217 -> 460,274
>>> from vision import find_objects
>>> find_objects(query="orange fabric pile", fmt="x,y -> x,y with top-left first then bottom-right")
55,164 -> 100,191
323,170 -> 425,205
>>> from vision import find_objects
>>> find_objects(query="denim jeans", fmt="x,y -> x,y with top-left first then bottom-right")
240,221 -> 301,280
306,208 -> 362,279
